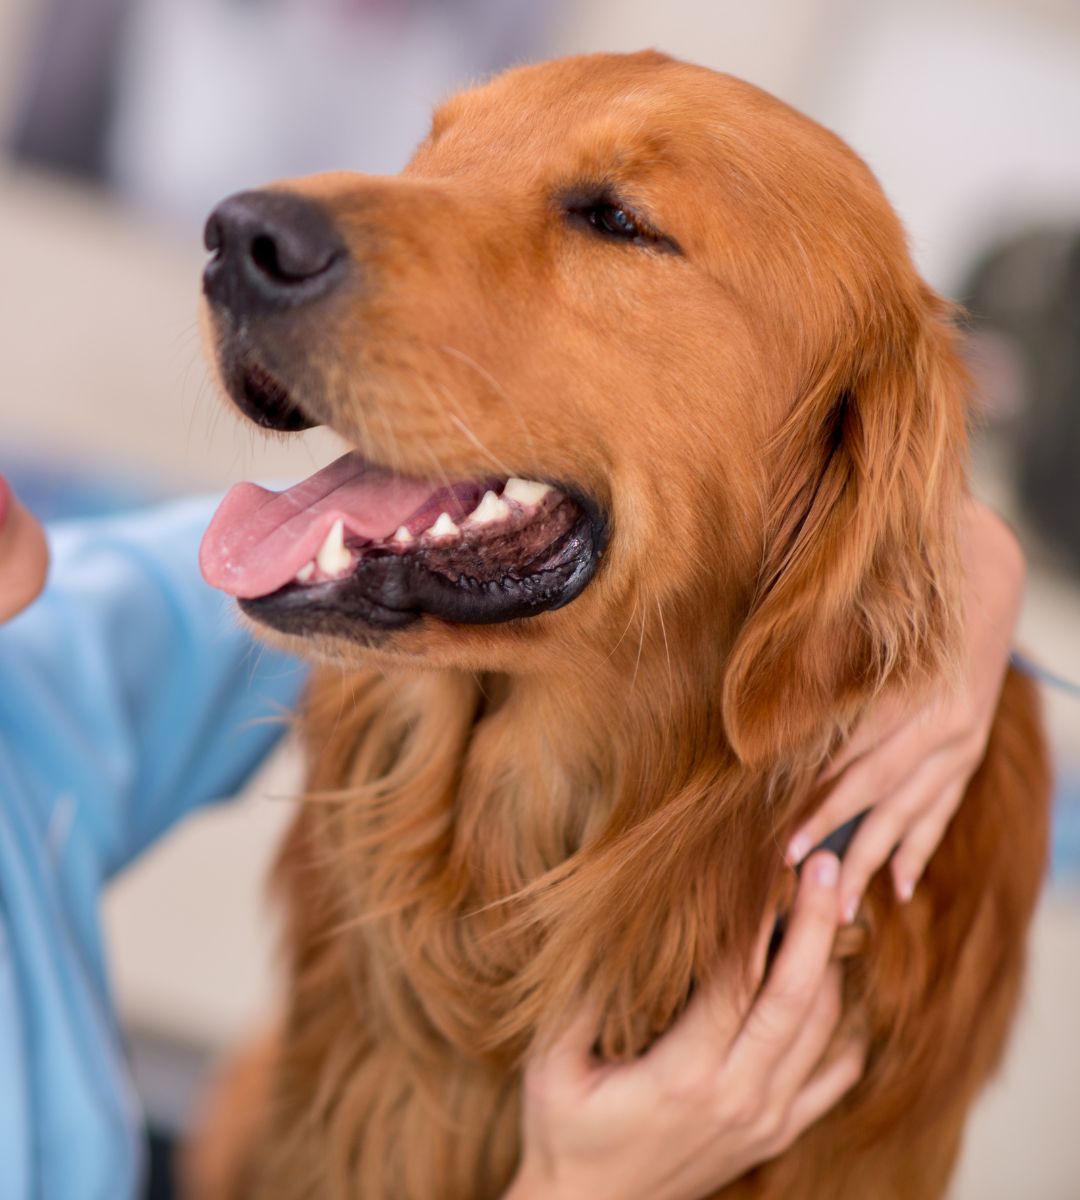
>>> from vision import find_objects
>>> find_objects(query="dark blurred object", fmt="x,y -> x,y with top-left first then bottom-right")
145,1128 -> 177,1200
8,0 -> 134,180
963,227 -> 1080,575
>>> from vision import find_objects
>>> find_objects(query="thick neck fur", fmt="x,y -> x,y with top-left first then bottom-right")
295,616 -> 804,1078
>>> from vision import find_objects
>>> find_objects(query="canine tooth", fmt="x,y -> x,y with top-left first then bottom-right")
296,561 -> 316,583
393,525 -> 414,543
502,478 -> 553,507
315,518 -> 352,576
466,490 -> 511,526
428,512 -> 460,538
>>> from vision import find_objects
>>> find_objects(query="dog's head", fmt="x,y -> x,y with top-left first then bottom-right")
200,51 -> 967,765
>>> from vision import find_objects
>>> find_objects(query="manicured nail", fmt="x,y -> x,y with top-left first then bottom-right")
813,853 -> 839,887
787,833 -> 810,865
896,877 -> 914,903
843,895 -> 859,924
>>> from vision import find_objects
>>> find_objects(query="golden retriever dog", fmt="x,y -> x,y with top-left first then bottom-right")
193,51 -> 1050,1199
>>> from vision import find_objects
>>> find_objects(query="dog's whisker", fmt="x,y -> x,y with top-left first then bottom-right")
443,409 -> 514,478
409,376 -> 477,491
629,601 -> 648,694
654,597 -> 675,703
437,343 -> 539,463
603,599 -> 641,664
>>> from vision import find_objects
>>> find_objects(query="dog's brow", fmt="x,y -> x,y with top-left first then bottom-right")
567,126 -> 681,184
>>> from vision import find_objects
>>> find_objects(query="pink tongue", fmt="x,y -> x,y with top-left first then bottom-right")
200,452 -> 468,599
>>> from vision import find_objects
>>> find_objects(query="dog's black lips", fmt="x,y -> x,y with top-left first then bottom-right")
208,343 -> 608,639
226,358 -> 317,432
239,492 -> 607,641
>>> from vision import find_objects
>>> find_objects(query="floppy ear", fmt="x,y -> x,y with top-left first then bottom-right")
722,285 -> 969,767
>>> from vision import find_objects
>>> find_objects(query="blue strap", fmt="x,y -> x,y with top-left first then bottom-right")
1010,650 -> 1080,700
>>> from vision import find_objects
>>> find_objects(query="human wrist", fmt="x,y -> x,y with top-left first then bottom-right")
503,1161 -> 596,1200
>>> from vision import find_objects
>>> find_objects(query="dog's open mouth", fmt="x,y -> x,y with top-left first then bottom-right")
200,448 -> 606,634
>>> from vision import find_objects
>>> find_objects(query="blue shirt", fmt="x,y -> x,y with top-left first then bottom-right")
0,498 -> 306,1199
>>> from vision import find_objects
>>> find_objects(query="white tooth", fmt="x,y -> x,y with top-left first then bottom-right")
465,489 -> 511,526
393,525 -> 414,543
428,512 -> 460,538
502,478 -> 553,507
296,561 -> 316,583
315,518 -> 353,576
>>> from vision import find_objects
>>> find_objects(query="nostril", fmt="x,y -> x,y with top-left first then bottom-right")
251,233 -> 285,280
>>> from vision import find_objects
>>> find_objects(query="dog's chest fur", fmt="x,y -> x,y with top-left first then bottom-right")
255,663 -> 777,1198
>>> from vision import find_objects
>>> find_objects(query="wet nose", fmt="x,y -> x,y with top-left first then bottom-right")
202,190 -> 347,318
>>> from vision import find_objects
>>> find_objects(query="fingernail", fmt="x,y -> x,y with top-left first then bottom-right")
787,834 -> 810,865
843,895 -> 859,924
812,853 -> 839,887
896,877 -> 915,903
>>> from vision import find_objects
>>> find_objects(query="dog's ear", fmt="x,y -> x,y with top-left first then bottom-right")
722,285 -> 969,767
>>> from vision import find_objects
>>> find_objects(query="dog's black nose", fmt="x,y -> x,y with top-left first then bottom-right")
202,190 -> 347,318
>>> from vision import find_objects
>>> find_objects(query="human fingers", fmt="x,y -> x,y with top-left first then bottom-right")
837,754 -> 958,921
0,478 -> 49,622
787,712 -> 954,866
815,691 -> 911,786
731,853 -> 840,1073
765,962 -> 844,1105
770,1035 -> 867,1154
524,1002 -> 604,1096
889,777 -> 968,902
651,895 -> 789,1086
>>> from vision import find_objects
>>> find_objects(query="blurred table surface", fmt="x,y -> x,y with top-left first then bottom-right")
2,166 -> 1079,1198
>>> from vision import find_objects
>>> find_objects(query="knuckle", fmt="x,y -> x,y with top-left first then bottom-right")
893,787 -> 929,822
719,1081 -> 767,1129
768,1118 -> 800,1157
752,1100 -> 787,1147
820,976 -> 843,1027
745,1005 -> 789,1050
661,1060 -> 714,1106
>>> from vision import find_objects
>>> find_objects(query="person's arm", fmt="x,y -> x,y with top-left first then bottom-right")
0,493 -> 306,880
506,853 -> 862,1200
786,496 -> 1024,919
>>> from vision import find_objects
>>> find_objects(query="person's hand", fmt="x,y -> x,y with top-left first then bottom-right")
786,497 -> 1024,922
0,474 -> 49,622
506,853 -> 864,1200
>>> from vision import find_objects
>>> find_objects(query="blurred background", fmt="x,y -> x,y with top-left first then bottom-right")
1,0 -> 1078,1196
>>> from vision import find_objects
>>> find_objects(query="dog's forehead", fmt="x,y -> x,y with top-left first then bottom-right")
411,52 -> 835,203
415,53 -> 721,181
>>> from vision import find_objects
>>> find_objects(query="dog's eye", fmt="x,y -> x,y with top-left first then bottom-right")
563,190 -> 680,254
586,204 -> 641,240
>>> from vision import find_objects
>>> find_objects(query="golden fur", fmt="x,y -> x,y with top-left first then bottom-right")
191,52 -> 1051,1199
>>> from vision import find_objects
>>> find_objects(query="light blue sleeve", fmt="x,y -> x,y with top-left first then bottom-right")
0,496 -> 307,1199
0,495 -> 307,883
